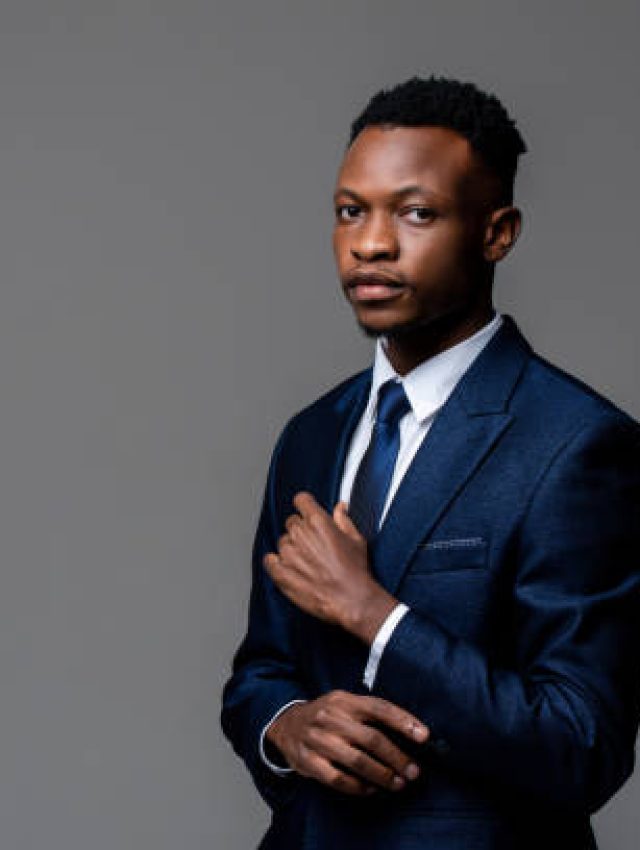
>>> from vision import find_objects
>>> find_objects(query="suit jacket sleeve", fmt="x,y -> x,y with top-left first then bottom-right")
371,412 -> 640,814
220,419 -> 307,809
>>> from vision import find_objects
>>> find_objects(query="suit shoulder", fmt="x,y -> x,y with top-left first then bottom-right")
521,350 -> 639,436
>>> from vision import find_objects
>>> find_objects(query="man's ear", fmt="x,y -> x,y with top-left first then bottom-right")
483,206 -> 522,263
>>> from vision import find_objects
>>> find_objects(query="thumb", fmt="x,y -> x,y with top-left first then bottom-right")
333,501 -> 362,541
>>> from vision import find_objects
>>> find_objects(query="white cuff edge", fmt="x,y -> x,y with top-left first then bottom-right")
363,603 -> 410,690
259,698 -> 308,775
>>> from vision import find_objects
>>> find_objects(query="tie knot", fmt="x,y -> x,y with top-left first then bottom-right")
375,379 -> 411,428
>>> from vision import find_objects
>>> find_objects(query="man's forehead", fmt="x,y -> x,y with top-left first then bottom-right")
336,125 -> 483,201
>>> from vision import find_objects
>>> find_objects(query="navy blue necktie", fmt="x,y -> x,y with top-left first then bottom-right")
348,378 -> 411,541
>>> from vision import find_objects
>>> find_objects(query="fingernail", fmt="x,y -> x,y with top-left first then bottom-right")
392,775 -> 405,790
405,763 -> 419,781
412,724 -> 429,741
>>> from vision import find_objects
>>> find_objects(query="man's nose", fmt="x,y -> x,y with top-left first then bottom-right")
351,213 -> 399,262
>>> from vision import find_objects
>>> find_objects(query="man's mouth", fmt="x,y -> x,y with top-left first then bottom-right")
346,274 -> 407,302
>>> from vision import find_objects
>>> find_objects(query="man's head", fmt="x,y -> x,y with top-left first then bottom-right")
333,76 -> 526,358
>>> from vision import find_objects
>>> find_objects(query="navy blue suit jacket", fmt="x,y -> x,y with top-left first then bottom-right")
221,315 -> 640,849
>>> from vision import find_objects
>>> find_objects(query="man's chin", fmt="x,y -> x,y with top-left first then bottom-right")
355,315 -> 425,340
357,321 -> 386,339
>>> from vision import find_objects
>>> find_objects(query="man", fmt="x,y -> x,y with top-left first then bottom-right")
220,77 -> 640,849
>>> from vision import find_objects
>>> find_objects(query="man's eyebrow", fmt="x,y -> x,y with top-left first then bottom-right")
390,184 -> 438,199
333,187 -> 365,203
333,185 -> 449,203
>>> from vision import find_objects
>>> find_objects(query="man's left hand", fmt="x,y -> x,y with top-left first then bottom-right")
263,491 -> 398,643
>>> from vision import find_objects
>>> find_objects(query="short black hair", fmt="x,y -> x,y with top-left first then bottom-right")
349,76 -> 527,204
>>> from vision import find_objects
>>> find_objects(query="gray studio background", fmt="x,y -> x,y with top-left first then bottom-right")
0,2 -> 638,848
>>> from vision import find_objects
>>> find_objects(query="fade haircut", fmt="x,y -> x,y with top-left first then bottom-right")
349,76 -> 527,204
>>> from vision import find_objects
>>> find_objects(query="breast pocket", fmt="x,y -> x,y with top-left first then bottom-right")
409,536 -> 488,573
401,536 -> 492,643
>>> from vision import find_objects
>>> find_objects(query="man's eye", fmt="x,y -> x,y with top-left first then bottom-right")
336,205 -> 361,221
405,207 -> 435,223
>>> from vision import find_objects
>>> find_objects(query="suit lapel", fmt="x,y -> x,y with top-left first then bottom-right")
369,314 -> 532,595
370,396 -> 512,593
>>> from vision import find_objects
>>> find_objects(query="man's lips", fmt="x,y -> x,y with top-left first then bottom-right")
346,273 -> 407,303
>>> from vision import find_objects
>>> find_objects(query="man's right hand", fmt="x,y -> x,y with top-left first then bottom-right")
265,690 -> 430,796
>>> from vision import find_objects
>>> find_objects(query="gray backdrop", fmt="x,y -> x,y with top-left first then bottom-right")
0,1 -> 638,848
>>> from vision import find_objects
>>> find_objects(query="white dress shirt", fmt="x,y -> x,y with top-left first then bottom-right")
259,311 -> 504,774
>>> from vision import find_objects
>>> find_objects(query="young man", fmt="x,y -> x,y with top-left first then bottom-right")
221,77 -> 640,849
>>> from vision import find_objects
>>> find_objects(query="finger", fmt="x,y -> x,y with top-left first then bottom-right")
307,728 -> 407,792
277,532 -> 300,562
292,490 -> 328,522
277,531 -> 293,551
358,697 -> 430,744
263,552 -> 295,588
284,515 -> 304,535
301,749 -> 377,797
332,501 -> 363,542
262,553 -> 288,590
317,711 -> 420,784
262,552 -> 280,573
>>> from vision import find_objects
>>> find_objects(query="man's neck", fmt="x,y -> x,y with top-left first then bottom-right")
382,305 -> 496,377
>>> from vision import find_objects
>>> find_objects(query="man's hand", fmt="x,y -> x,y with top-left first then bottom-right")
263,491 -> 398,643
265,690 -> 430,796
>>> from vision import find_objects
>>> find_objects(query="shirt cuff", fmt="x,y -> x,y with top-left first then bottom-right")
363,603 -> 410,690
259,698 -> 308,775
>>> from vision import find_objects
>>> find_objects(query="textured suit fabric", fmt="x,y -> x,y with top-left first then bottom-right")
221,314 -> 640,850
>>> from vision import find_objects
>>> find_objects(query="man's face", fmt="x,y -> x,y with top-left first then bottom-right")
332,125 -> 499,340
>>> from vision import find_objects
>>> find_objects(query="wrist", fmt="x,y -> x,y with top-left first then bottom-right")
266,702 -> 302,756
345,583 -> 399,645
263,733 -> 290,769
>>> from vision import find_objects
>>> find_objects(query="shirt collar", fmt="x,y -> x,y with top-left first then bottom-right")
366,311 -> 504,424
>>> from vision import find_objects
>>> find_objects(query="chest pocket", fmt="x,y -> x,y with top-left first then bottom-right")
400,536 -> 492,644
409,536 -> 488,573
